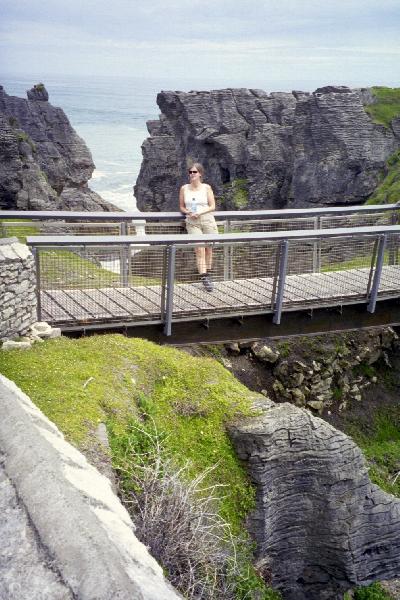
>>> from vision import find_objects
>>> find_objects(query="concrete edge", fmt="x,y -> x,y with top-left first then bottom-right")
0,374 -> 181,600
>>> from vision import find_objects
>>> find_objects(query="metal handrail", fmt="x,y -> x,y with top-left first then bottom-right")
27,223 -> 400,336
2,203 -> 400,223
27,224 -> 400,247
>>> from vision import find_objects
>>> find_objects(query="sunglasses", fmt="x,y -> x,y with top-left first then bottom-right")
189,170 -> 198,174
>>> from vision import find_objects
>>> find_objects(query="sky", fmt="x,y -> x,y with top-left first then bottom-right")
0,0 -> 399,89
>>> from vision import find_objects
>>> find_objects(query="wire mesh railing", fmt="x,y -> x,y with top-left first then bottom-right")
27,224 -> 400,334
2,203 -> 399,241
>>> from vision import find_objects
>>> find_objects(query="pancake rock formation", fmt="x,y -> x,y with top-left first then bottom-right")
135,86 -> 400,211
0,84 -> 115,211
229,397 -> 400,600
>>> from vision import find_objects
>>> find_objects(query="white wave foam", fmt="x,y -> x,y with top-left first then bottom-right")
101,190 -> 137,211
92,170 -> 107,180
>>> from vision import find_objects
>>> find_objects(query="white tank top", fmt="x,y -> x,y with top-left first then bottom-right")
183,184 -> 209,213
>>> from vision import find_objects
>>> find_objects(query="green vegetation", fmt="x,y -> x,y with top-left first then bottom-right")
0,220 -> 38,242
366,150 -> 400,205
0,335 -> 279,598
276,340 -> 290,358
352,362 -> 377,379
348,408 -> 400,498
34,82 -> 46,92
8,116 -> 19,128
365,87 -> 400,128
223,178 -> 250,210
363,88 -> 400,206
39,249 -> 161,287
332,386 -> 343,401
321,247 -> 399,273
16,131 -> 36,152
347,582 -> 394,599
341,356 -> 400,501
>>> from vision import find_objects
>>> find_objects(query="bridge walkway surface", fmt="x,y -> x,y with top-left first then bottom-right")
39,265 -> 400,327
2,203 -> 399,340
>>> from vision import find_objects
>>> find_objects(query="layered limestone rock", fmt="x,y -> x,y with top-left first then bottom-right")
0,238 -> 36,340
0,84 -> 115,211
229,397 -> 400,600
135,86 -> 400,211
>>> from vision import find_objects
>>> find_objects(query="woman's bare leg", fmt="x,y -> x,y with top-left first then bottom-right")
195,247 -> 206,274
205,247 -> 213,272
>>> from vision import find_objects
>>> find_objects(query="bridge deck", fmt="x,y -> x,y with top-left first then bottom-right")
41,265 -> 400,326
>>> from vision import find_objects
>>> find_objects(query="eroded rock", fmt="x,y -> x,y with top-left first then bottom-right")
0,84 -> 116,211
135,87 -> 400,211
229,400 -> 400,599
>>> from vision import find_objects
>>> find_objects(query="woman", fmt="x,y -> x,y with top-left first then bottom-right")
179,162 -> 218,292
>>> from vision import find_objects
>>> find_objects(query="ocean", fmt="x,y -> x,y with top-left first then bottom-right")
0,74 -> 163,211
0,73 -> 346,212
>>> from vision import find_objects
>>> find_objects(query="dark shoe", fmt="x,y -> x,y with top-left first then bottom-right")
201,274 -> 214,292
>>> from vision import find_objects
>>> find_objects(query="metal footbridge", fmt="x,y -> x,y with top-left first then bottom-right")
2,204 -> 400,343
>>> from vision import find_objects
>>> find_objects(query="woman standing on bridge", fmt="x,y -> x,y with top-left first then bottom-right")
179,162 -> 218,292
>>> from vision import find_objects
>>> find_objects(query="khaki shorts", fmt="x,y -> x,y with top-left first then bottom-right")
186,213 -> 218,234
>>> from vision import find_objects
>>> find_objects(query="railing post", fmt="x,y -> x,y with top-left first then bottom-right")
272,240 -> 289,325
160,246 -> 168,320
367,234 -> 387,314
32,246 -> 42,321
119,222 -> 129,286
312,216 -> 321,272
223,220 -> 233,280
163,245 -> 176,336
388,211 -> 398,265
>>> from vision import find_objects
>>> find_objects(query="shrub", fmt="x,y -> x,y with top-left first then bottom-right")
117,423 -> 272,599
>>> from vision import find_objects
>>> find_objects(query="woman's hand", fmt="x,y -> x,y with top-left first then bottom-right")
188,211 -> 200,219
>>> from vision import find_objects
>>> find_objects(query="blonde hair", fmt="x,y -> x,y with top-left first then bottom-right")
188,162 -> 205,179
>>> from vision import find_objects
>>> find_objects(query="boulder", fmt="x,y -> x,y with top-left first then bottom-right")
229,400 -> 400,599
251,343 -> 280,363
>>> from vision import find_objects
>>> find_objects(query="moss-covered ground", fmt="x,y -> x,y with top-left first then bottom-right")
365,87 -> 400,129
366,150 -> 400,206
364,87 -> 400,206
0,334 -> 280,599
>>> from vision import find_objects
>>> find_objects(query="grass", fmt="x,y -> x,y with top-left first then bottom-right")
16,131 -> 36,151
0,335 -> 279,598
0,220 -> 39,242
321,248 -> 398,273
223,178 -> 250,210
365,87 -> 400,128
0,226 -> 161,287
39,249 -> 161,287
348,408 -> 400,498
363,87 -> 400,206
366,150 -> 400,206
345,582 -> 395,599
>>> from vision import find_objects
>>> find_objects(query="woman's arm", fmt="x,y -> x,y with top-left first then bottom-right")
179,186 -> 191,215
198,185 -> 216,215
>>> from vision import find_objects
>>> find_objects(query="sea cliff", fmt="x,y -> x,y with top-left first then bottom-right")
135,86 -> 400,211
0,83 -> 116,212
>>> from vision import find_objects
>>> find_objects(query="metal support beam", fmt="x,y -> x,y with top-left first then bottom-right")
273,240 -> 289,325
367,234 -> 387,314
163,245 -> 176,336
